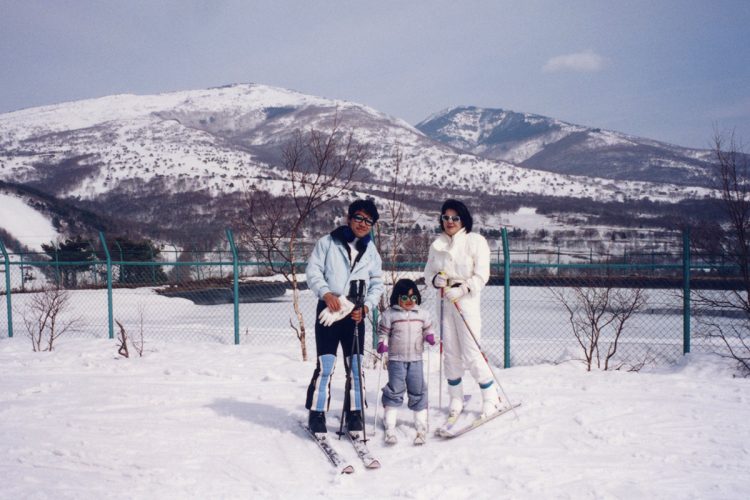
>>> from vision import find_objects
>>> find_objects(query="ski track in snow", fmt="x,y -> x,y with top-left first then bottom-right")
0,337 -> 748,499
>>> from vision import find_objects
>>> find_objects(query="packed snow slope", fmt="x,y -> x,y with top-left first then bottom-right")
0,191 -> 58,251
1,337 -> 747,499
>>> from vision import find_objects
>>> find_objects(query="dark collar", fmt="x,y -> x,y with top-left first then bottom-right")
330,226 -> 371,253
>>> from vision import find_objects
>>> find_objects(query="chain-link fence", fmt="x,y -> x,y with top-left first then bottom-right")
0,230 -> 744,369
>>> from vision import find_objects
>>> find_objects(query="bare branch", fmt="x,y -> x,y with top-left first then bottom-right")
238,119 -> 369,361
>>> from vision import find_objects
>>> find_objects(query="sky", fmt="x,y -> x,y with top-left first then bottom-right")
1,0 -> 749,150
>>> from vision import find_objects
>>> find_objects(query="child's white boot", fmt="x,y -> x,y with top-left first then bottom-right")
413,409 -> 428,445
384,406 -> 398,445
480,383 -> 501,419
447,381 -> 464,419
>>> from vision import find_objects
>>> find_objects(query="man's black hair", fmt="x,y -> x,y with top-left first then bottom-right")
348,199 -> 379,223
439,199 -> 473,233
390,278 -> 421,306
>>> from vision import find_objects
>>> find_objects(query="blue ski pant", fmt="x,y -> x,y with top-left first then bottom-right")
305,300 -> 366,413
381,360 -> 427,411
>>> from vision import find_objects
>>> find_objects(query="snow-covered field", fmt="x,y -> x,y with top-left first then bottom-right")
1,334 -> 748,499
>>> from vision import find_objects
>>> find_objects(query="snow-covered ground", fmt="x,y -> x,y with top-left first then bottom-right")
1,330 -> 748,498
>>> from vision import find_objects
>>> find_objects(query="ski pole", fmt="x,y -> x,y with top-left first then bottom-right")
426,335 -> 431,432
353,280 -> 368,442
439,288 -> 444,411
452,300 -> 519,420
373,351 -> 385,432
339,315 -> 368,439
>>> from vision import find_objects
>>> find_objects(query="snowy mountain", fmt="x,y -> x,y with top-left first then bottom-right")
416,106 -> 716,186
0,84 -> 719,241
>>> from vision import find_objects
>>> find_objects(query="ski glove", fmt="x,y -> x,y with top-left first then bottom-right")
432,272 -> 448,289
318,296 -> 355,326
377,342 -> 388,354
445,283 -> 469,303
424,334 -> 436,346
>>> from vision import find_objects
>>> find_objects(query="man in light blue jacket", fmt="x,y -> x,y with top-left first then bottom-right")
305,199 -> 384,435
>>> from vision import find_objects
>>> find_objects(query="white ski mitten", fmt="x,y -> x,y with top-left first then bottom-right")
432,271 -> 449,289
445,283 -> 469,303
318,296 -> 356,326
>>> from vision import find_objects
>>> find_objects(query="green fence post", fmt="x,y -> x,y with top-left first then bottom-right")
99,232 -> 114,340
682,228 -> 691,354
0,240 -> 13,338
501,227 -> 511,368
226,229 -> 240,345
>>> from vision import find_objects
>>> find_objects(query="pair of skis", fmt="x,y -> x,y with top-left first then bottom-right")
301,423 -> 380,474
435,402 -> 521,439
303,403 -> 520,473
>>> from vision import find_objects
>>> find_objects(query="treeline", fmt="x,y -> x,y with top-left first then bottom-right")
39,236 -> 167,288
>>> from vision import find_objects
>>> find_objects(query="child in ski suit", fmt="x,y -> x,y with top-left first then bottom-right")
377,278 -> 436,444
424,199 -> 502,424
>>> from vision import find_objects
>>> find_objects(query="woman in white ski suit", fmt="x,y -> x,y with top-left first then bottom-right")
424,199 -> 501,418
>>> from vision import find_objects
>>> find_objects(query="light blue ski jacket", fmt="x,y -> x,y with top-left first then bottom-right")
306,228 -> 384,313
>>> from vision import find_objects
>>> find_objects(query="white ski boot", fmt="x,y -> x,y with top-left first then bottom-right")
384,406 -> 398,445
436,382 -> 464,436
480,383 -> 501,419
413,409 -> 428,445
447,381 -> 464,421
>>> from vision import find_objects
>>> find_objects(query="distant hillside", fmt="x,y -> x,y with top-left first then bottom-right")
0,181 -> 113,251
416,106 -> 716,186
0,84 -> 721,243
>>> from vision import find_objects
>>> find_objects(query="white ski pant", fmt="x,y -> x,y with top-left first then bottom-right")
441,296 -> 493,386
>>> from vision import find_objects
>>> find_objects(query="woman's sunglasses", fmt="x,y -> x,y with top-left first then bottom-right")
351,214 -> 374,226
441,215 -> 461,223
399,294 -> 419,302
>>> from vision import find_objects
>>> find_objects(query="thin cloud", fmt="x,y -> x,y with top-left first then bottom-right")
542,50 -> 607,73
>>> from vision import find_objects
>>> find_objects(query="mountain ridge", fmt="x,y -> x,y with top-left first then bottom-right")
416,105 -> 715,186
0,83 -> 720,243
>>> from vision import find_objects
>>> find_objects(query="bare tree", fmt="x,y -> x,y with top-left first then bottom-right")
550,284 -> 647,371
239,118 -> 368,361
116,320 -> 130,358
20,287 -> 79,352
115,306 -> 146,358
692,131 -> 750,374
373,150 -> 425,306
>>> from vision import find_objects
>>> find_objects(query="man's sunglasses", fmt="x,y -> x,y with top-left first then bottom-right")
441,215 -> 461,223
351,214 -> 374,226
399,294 -> 419,302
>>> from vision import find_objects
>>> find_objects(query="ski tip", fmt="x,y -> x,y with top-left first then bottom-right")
342,465 -> 355,474
367,460 -> 381,469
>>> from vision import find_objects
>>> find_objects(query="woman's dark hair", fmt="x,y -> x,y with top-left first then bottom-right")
348,199 -> 379,223
390,278 -> 421,306
439,199 -> 473,233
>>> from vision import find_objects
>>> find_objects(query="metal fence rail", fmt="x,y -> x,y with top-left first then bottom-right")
0,229 -> 744,369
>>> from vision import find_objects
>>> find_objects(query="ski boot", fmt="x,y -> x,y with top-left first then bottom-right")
413,409 -> 427,445
479,383 -> 501,419
384,406 -> 398,445
308,410 -> 327,435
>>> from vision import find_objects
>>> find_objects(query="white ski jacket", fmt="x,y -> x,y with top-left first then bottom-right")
377,305 -> 435,362
423,228 -> 491,308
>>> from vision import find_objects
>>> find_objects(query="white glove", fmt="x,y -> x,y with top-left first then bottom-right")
445,283 -> 469,303
432,272 -> 448,289
318,296 -> 355,326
